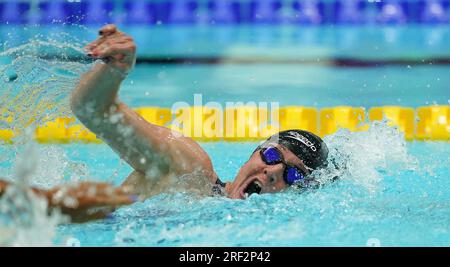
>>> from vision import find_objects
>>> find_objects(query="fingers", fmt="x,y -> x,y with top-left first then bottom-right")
89,36 -> 134,58
115,185 -> 134,195
0,180 -> 8,187
0,183 -> 5,196
92,35 -> 133,47
98,24 -> 117,36
85,34 -> 125,54
74,195 -> 135,208
60,206 -> 117,223
55,182 -> 138,209
75,182 -> 116,197
0,180 -> 10,196
93,43 -> 136,59
85,25 -> 127,54
85,39 -> 102,53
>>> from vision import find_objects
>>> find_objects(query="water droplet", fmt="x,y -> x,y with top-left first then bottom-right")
366,238 -> 381,247
66,237 -> 81,247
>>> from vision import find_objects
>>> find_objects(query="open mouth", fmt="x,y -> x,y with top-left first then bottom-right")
243,179 -> 262,198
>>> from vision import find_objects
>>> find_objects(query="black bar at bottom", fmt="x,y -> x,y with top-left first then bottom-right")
0,247 -> 447,265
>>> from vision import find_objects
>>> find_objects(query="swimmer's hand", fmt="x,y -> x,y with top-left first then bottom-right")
0,179 -> 9,197
0,179 -> 136,224
84,24 -> 136,79
47,182 -> 137,223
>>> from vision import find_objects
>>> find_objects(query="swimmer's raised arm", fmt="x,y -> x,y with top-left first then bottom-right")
70,25 -> 217,183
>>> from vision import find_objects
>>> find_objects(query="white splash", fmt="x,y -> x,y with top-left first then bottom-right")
0,133 -> 65,246
30,145 -> 89,189
318,120 -> 418,192
0,27 -> 91,246
0,29 -> 92,138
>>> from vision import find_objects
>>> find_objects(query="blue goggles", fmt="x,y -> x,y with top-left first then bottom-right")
259,146 -> 307,185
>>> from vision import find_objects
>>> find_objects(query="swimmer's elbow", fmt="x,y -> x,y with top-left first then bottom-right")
69,92 -> 83,117
70,95 -> 91,123
69,90 -> 106,123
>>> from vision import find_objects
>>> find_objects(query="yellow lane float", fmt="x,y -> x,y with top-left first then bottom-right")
1,105 -> 448,143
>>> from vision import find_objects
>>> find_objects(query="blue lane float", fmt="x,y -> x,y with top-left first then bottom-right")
334,0 -> 367,24
0,1 -> 30,24
38,1 -> 66,24
376,0 -> 408,24
1,0 -> 450,25
419,0 -> 449,23
167,0 -> 198,24
84,0 -> 115,24
124,1 -> 156,24
292,0 -> 324,24
208,0 -> 237,24
35,0 -> 87,25
250,0 -> 281,23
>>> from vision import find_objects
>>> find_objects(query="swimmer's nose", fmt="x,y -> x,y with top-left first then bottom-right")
262,165 -> 284,185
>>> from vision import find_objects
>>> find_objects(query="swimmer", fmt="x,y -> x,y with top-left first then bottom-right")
0,25 -> 330,223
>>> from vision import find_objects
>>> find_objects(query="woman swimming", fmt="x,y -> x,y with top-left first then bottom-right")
0,25 -> 329,223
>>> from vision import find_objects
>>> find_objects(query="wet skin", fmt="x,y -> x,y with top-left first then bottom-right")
0,25 -> 311,223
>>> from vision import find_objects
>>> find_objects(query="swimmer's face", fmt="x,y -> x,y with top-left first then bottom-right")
227,144 -> 310,200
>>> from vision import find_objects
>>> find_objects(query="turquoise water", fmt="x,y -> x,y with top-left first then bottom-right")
124,64 -> 448,108
1,126 -> 449,246
0,24 -> 449,246
1,25 -> 449,108
59,138 -> 449,246
3,25 -> 450,59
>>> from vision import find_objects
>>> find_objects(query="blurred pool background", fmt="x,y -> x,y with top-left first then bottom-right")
0,0 -> 449,246
1,0 -> 449,108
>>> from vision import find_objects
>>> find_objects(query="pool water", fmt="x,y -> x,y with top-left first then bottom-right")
57,126 -> 450,246
1,25 -> 449,108
124,64 -> 449,108
0,122 -> 448,246
0,24 -> 449,246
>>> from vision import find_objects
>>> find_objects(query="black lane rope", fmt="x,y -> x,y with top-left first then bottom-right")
28,54 -> 450,67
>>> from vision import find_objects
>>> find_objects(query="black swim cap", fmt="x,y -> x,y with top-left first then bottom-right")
256,129 -> 329,171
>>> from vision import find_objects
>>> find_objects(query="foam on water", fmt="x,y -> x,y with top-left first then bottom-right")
1,118 -> 447,246
318,120 -> 418,193
0,26 -> 94,246
0,131 -> 65,246
70,124 -> 439,246
0,108 -> 445,246
98,120 -> 440,246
